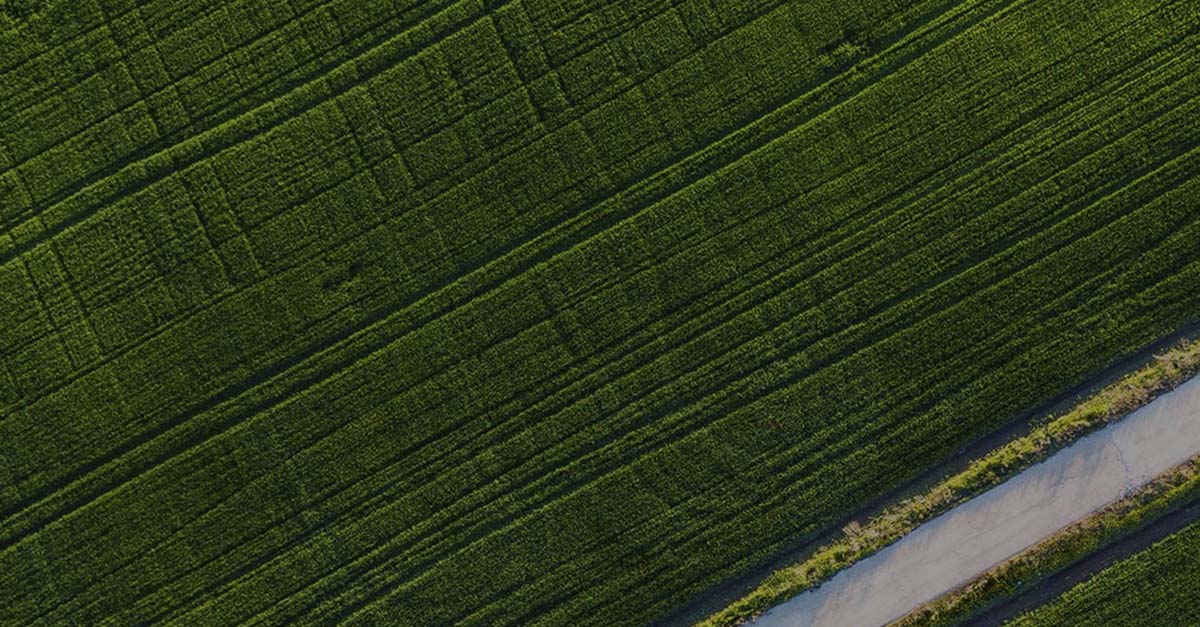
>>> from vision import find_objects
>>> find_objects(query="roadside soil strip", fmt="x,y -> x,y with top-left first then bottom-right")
749,374 -> 1200,627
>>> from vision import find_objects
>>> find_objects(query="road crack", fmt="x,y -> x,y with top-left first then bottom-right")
1109,439 -> 1137,496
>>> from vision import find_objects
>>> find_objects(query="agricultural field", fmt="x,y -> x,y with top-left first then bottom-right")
1005,519 -> 1200,627
1,0 -> 1198,626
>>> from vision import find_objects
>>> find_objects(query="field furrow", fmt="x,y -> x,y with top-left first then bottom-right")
2,0 -> 1198,626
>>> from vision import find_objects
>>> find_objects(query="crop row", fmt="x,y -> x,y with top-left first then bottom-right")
0,0 -> 937,404
0,0 -> 893,235
0,0 -> 953,513
3,0 -> 1199,625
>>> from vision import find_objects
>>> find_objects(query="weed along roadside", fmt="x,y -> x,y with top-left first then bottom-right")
695,338 -> 1200,627
743,371 -> 1200,627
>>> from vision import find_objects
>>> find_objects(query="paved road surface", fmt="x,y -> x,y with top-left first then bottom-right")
749,375 -> 1200,627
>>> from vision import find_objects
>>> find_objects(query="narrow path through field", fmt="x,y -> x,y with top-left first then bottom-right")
749,374 -> 1200,627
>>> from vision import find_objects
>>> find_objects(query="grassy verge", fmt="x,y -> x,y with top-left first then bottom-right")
1002,496 -> 1200,626
695,336 -> 1200,627
889,455 -> 1200,627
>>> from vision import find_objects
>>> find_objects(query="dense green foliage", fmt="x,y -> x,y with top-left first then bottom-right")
0,0 -> 1198,626
1005,520 -> 1200,627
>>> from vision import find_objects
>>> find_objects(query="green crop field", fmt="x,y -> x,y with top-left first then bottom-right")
1,0 -> 1198,626
1005,519 -> 1200,627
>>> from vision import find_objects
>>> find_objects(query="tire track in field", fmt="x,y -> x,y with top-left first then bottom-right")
4,9 -> 1171,595
0,0 -> 451,231
655,263 -> 1200,627
236,70 -> 1200,624
0,0 -> 900,408
0,0 -> 435,125
285,92 -> 1200,619
14,0 -> 1089,576
0,0 -> 800,253
639,165 -> 1200,627
2,0 -> 926,345
415,75 -> 1200,624
49,43 -> 1171,619
559,284 -> 1180,627
0,0 -> 480,241
465,265 -> 1132,624
0,0 -> 977,546
3,0 -> 696,233
0,0 -> 494,255
9,0 -> 1171,610
28,13 -> 1104,614
499,148 -> 1200,619
321,10 -> 1200,614
0,0 -> 225,126
0,0 -> 217,76
454,199 -> 1200,627
14,6 -> 1166,624
9,3 -> 1200,619
316,204 -> 1200,624
422,245 -> 1152,624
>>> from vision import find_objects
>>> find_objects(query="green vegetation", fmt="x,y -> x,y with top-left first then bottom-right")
1,1 -> 1199,627
700,338 -> 1200,627
1003,517 -> 1200,626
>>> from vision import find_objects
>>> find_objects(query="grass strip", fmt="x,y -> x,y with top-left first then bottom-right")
890,450 -> 1200,627
696,336 -> 1200,627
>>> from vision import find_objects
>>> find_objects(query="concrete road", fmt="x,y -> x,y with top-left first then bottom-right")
749,375 -> 1200,627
